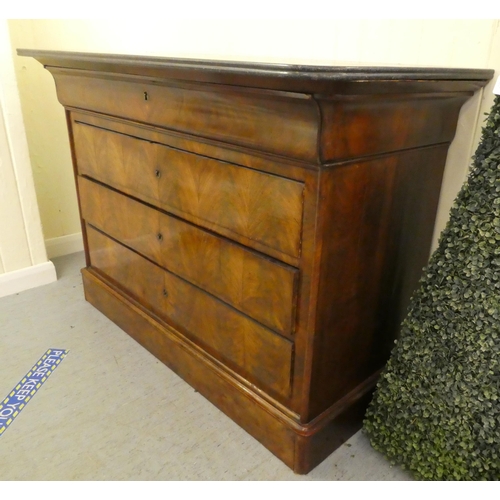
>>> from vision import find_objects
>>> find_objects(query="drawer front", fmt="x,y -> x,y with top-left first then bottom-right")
79,176 -> 298,336
86,225 -> 294,399
54,71 -> 320,162
74,122 -> 304,260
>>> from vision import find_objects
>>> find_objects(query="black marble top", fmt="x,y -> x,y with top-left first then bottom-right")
18,49 -> 494,94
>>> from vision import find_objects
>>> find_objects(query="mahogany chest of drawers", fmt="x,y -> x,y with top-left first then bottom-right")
20,50 -> 492,473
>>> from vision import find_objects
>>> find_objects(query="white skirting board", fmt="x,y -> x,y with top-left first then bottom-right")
0,261 -> 57,298
45,232 -> 84,259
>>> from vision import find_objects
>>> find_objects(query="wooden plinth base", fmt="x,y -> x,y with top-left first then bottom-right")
82,268 -> 376,474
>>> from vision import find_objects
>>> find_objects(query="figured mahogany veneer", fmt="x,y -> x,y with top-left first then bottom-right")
20,49 -> 493,473
73,122 -> 304,260
54,71 -> 320,162
87,225 -> 294,399
79,176 -> 298,337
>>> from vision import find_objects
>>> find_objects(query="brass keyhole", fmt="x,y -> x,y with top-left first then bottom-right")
144,91 -> 149,101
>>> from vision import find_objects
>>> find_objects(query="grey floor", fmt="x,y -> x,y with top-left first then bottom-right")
0,252 -> 412,480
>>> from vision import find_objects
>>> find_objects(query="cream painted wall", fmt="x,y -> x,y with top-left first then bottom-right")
7,19 -> 500,254
0,20 -> 55,297
432,21 -> 500,250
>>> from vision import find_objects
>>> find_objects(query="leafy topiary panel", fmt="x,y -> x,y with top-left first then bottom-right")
364,95 -> 500,480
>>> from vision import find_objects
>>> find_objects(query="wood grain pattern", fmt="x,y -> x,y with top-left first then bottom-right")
87,225 -> 294,400
52,70 -> 320,161
78,176 -> 298,336
73,122 -> 305,260
81,268 -> 298,466
319,94 -> 470,162
306,145 -> 449,419
23,49 -> 493,474
70,110 -> 315,182
83,267 -> 380,474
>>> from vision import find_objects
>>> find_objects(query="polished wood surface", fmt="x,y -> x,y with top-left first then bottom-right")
87,225 -> 294,399
318,94 -> 468,162
307,145 -> 450,419
79,176 -> 298,336
54,71 -> 320,161
74,122 -> 305,259
82,267 -> 381,473
82,269 -> 299,466
21,49 -> 493,473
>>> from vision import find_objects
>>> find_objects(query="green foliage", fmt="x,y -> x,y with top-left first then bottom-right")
363,95 -> 500,480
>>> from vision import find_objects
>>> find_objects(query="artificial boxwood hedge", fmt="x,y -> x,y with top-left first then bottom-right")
363,95 -> 500,480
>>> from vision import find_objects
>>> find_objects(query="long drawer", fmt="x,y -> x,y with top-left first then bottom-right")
79,176 -> 298,336
86,225 -> 294,399
54,71 -> 320,162
73,122 -> 304,260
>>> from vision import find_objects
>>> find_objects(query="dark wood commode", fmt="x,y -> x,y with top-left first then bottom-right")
20,49 -> 493,473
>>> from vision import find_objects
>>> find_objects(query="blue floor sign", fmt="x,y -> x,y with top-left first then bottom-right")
0,349 -> 69,436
